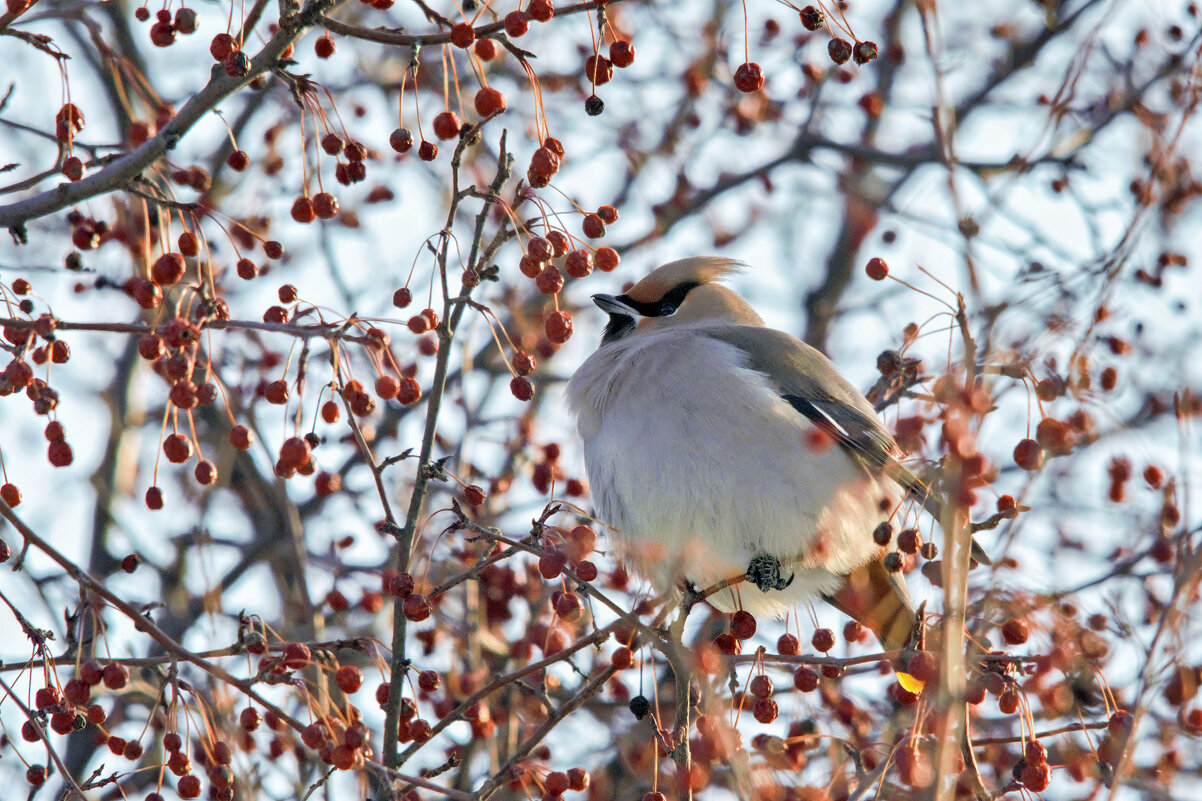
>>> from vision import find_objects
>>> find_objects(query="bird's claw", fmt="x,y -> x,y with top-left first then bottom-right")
746,554 -> 794,592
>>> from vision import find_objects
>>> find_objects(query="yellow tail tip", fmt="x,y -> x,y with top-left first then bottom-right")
897,671 -> 925,695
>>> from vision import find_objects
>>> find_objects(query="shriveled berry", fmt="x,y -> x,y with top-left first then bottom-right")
812,627 -> 835,652
545,310 -> 573,343
793,666 -> 819,692
730,610 -> 757,640
402,593 -> 431,621
853,41 -> 879,65
828,38 -> 853,65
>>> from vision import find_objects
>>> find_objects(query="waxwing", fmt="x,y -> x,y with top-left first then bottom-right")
567,258 -> 989,667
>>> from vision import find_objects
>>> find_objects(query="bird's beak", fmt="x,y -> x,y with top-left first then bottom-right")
592,293 -> 639,318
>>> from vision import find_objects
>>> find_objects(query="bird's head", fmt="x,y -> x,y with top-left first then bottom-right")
592,257 -> 763,345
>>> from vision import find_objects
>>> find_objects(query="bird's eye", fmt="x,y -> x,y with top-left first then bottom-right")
652,281 -> 700,318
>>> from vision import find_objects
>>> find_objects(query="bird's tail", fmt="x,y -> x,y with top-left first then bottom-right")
824,558 -> 925,693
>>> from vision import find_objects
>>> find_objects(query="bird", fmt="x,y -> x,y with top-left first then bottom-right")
567,257 -> 988,669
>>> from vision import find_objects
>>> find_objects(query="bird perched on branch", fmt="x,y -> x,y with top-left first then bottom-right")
567,258 -> 988,680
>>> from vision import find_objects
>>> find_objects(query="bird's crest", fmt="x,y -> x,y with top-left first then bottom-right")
624,257 -> 744,304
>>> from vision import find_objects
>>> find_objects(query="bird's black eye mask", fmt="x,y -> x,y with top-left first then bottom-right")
601,281 -> 700,345
618,281 -> 701,318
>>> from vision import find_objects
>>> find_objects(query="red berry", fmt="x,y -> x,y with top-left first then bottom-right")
512,351 -> 537,376
0,483 -> 20,507
734,62 -> 764,93
1001,618 -> 1030,645
229,425 -> 254,450
62,156 -> 84,181
402,593 -> 431,621
535,265 -> 564,295
313,192 -> 339,219
473,87 -> 506,117
210,33 -> 236,61
581,213 -> 605,238
730,610 -> 757,639
812,627 -> 835,652
609,39 -> 635,68
799,6 -> 824,30
335,665 -> 363,693
314,35 -> 335,58
291,196 -> 316,223
418,140 -> 438,161
596,246 -> 620,271
565,249 -> 594,278
828,38 -> 853,65
474,38 -> 499,60
865,257 -> 888,280
585,54 -> 613,85
545,310 -> 573,343
102,661 -> 129,689
1013,438 -> 1045,471
145,486 -> 164,510
380,131 -> 410,160
450,22 -> 474,48
751,696 -> 778,723
150,20 -> 177,48
554,591 -> 583,621
749,674 -> 773,698
510,376 -> 535,401
527,0 -> 554,22
163,433 -> 192,463
504,11 -> 529,37
853,41 -> 879,65
432,110 -> 462,140
396,377 -> 421,405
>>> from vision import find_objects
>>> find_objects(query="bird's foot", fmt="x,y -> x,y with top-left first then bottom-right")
746,554 -> 794,592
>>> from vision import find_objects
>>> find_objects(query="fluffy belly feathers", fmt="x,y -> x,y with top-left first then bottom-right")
569,331 -> 894,616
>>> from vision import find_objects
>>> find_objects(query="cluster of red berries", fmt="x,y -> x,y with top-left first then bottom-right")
871,521 -> 939,575
379,568 -> 432,623
527,137 -> 565,188
538,524 -> 599,588
133,6 -> 198,49
529,443 -> 586,498
0,302 -> 77,470
209,32 -> 252,78
580,36 -> 636,114
296,711 -> 373,772
18,661 -> 149,788
735,6 -> 879,94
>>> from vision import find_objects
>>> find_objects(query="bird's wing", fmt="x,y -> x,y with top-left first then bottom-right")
705,326 -> 991,565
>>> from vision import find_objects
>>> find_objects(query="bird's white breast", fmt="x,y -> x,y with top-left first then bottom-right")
567,326 -> 894,617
